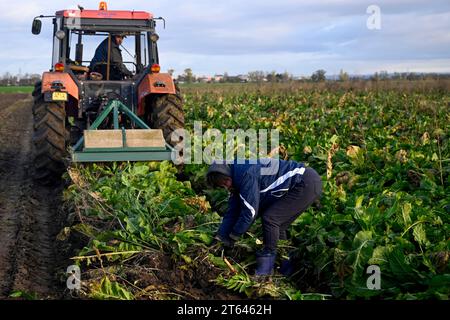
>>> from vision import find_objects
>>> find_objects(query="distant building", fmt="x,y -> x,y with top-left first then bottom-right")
197,76 -> 212,83
237,74 -> 249,83
176,75 -> 186,83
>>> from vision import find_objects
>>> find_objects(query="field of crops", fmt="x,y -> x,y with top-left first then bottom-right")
63,82 -> 449,300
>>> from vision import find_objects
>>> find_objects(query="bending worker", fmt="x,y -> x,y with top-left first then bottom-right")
207,158 -> 322,276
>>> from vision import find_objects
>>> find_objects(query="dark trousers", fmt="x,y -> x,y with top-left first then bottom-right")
261,167 -> 322,252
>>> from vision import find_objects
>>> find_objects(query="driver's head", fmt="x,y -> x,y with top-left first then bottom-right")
112,33 -> 126,45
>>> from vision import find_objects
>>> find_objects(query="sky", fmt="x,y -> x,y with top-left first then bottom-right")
0,0 -> 449,77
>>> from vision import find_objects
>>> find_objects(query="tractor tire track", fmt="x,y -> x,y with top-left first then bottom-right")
0,97 -> 65,298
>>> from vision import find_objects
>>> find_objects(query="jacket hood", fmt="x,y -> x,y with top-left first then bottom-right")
207,163 -> 232,177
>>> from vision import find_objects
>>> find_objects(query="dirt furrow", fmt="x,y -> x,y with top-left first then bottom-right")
0,97 -> 65,298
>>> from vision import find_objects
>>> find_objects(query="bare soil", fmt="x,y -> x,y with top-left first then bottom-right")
0,94 -> 66,299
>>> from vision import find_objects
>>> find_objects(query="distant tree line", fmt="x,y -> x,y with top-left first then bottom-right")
0,72 -> 41,86
174,68 -> 450,84
368,71 -> 450,81
2,70 -> 449,87
305,69 -> 450,83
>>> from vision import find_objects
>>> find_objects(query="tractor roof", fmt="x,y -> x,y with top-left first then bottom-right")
55,9 -> 153,20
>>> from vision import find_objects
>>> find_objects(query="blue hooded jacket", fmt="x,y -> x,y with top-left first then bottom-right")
209,159 -> 306,239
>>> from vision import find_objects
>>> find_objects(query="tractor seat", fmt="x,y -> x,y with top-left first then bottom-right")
67,64 -> 90,80
65,58 -> 89,74
69,65 -> 90,73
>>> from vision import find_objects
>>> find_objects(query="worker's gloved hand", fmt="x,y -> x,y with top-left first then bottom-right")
214,234 -> 235,248
228,232 -> 240,242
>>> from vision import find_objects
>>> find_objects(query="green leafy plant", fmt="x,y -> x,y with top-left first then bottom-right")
90,277 -> 134,300
64,84 -> 449,300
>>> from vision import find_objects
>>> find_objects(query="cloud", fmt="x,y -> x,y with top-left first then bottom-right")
0,0 -> 449,75
0,1 -> 41,23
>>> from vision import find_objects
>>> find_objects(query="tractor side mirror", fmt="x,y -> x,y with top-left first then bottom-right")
32,19 -> 42,35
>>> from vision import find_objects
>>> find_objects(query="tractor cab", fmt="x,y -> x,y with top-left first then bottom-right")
30,3 -> 184,184
33,2 -> 160,81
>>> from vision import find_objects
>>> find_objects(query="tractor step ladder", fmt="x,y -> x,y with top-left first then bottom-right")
71,99 -> 175,162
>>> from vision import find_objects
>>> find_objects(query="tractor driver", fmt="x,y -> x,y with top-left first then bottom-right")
89,33 -> 133,80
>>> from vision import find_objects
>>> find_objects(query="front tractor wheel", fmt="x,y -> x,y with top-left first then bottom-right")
32,97 -> 69,185
150,92 -> 185,147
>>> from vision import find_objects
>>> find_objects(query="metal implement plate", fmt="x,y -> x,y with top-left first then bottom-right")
83,129 -> 166,148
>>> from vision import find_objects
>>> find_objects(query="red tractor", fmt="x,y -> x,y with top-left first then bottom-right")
31,2 -> 184,184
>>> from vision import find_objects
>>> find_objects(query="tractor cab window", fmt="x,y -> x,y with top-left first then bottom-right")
51,18 -> 63,68
66,31 -> 145,81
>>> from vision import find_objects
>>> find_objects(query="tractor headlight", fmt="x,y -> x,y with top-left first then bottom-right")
55,30 -> 66,40
150,33 -> 159,42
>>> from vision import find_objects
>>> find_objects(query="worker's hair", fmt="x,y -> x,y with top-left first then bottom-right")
206,172 -> 230,188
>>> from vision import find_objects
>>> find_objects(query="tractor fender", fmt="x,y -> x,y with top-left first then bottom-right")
41,72 -> 79,100
137,73 -> 176,116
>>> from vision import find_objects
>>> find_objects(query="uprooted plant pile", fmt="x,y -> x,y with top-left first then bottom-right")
63,162 -> 309,300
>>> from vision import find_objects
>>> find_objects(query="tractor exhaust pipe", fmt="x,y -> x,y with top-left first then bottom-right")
75,33 -> 83,64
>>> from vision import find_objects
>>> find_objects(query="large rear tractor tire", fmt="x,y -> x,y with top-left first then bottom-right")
150,90 -> 185,147
32,83 -> 69,185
